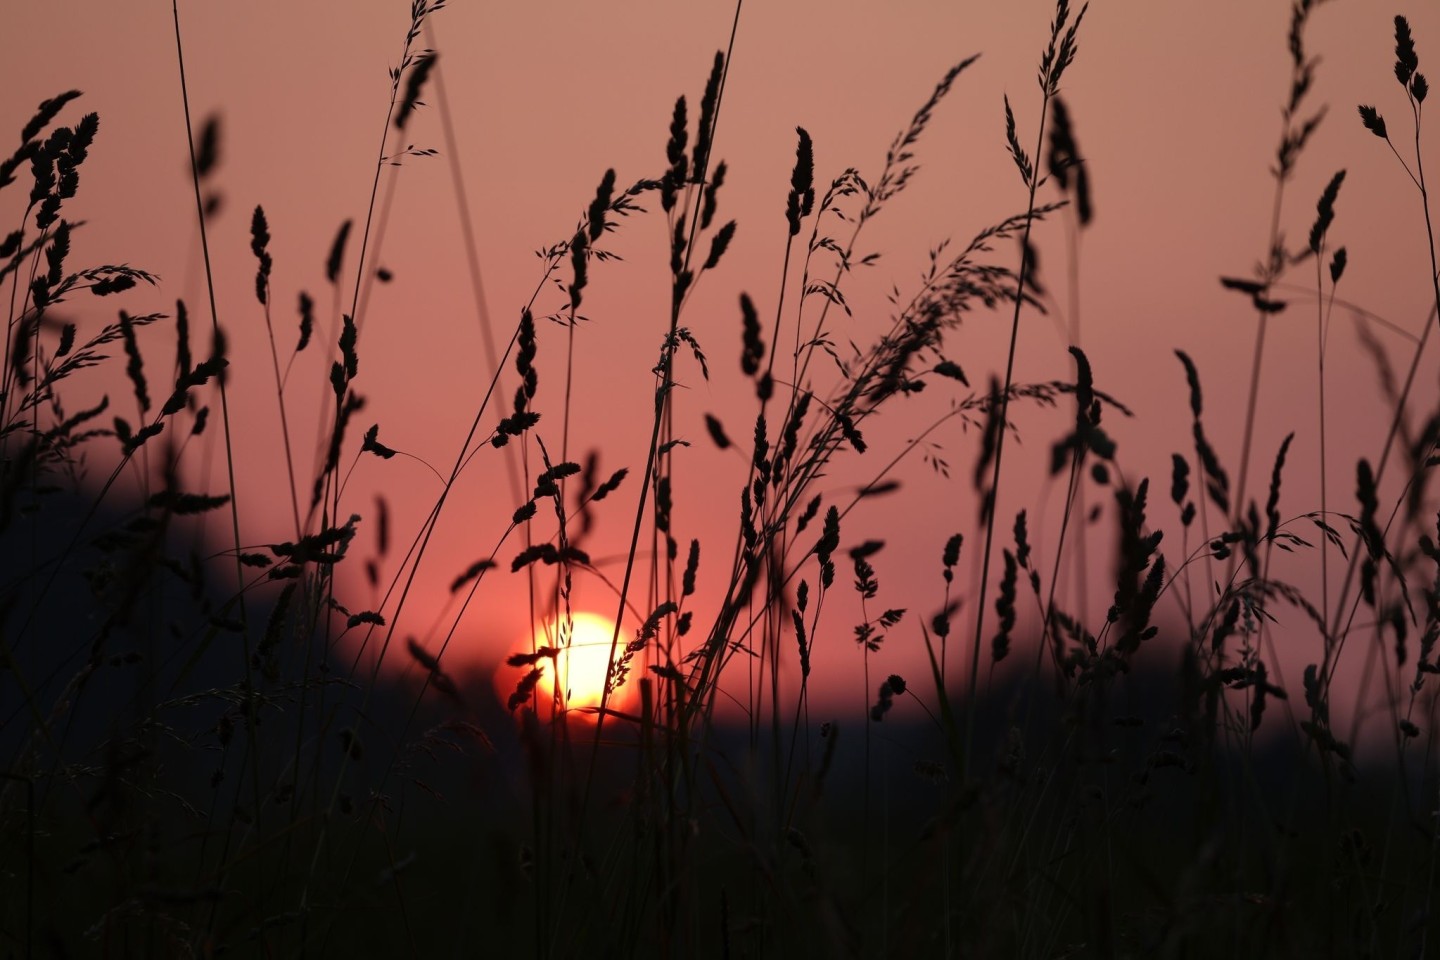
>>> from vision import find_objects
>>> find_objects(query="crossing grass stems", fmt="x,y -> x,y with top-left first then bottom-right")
2,1 -> 1440,956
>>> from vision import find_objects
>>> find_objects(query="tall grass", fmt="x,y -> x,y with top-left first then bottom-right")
2,1 -> 1440,957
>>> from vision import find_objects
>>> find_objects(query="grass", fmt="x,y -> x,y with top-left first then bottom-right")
2,0 -> 1440,956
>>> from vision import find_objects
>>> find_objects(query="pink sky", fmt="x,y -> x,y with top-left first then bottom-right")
5,1 -> 1440,738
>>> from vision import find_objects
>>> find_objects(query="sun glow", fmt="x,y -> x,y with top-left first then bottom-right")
531,611 -> 632,714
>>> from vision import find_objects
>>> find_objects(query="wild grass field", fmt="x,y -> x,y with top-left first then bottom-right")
4,0 -> 1440,956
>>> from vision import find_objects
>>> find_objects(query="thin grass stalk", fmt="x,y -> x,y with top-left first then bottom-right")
690,127 -> 1004,740
708,67 -> 979,782
23,248 -> 45,635
1232,2 -> 1329,528
967,110 -> 1053,780
417,24 -> 518,509
587,0 -> 743,825
690,243 -> 1018,738
303,5 -> 543,924
1,210 -> 45,440
1214,40 -> 1331,882
1315,234 -> 1333,692
1352,75 -> 1440,947
257,267 -> 304,539
1231,177 -> 1288,529
341,24 -> 422,339
1,219 -> 30,424
167,5 -> 266,941
303,270 -> 347,520
306,289 -> 526,914
1062,205 -> 1090,625
753,132 -> 807,809
1032,424 -> 1084,687
352,163 -> 400,341
1323,304 -> 1437,646
1326,62 -> 1440,701
311,3 -> 435,571
661,40 -> 740,700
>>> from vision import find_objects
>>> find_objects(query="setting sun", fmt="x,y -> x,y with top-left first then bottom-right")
532,611 -> 631,714
13,0 -> 1440,953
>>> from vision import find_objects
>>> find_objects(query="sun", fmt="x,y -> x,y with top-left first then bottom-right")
532,610 -> 632,714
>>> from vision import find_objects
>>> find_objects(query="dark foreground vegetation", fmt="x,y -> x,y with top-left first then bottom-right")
3,1 -> 1440,956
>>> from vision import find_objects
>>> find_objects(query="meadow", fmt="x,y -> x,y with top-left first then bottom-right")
3,0 -> 1440,956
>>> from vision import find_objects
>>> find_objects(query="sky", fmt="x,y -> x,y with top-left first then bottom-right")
4,0 -> 1440,738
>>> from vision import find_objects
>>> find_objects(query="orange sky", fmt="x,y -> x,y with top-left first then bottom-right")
5,1 -> 1440,737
